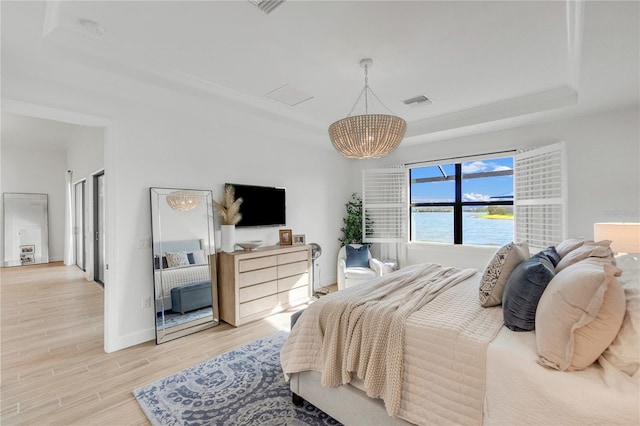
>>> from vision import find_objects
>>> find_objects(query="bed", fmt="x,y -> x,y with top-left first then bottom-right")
280,241 -> 640,426
153,239 -> 211,313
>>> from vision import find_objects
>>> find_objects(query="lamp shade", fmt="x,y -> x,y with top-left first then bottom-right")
593,222 -> 640,253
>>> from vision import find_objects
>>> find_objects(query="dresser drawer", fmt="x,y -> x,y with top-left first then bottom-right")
278,286 -> 309,305
278,250 -> 309,265
238,266 -> 277,288
278,261 -> 308,279
239,256 -> 277,273
239,294 -> 278,318
278,273 -> 309,293
239,280 -> 277,303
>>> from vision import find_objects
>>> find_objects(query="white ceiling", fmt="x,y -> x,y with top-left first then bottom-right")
1,1 -> 638,149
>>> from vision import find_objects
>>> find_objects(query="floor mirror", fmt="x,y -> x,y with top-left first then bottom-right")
150,187 -> 219,344
3,193 -> 49,267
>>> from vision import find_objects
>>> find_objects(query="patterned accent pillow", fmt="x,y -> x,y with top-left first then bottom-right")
479,242 -> 529,307
165,251 -> 190,268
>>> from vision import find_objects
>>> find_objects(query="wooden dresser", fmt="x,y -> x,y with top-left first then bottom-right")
218,244 -> 311,326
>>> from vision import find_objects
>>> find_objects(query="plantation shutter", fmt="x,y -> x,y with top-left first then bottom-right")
514,141 -> 567,251
362,168 -> 408,243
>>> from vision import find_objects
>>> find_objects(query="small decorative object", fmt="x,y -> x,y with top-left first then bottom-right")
236,240 -> 263,251
328,58 -> 407,159
214,184 -> 243,252
20,245 -> 35,264
293,234 -> 306,245
279,229 -> 292,246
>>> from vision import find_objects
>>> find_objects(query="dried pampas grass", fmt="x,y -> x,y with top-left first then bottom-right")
214,184 -> 243,225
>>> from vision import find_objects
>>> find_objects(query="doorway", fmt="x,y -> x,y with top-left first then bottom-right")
93,172 -> 105,286
74,180 -> 86,271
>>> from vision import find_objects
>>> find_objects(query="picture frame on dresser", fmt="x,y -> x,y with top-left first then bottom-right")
293,234 -> 305,245
279,229 -> 292,245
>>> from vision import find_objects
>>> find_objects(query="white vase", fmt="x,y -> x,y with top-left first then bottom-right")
221,225 -> 236,252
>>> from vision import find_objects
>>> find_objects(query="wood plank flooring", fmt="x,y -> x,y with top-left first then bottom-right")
1,262 -> 330,425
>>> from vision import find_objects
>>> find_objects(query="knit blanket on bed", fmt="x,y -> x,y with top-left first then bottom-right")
319,263 -> 476,416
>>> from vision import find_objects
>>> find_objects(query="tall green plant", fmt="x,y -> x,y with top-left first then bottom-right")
338,193 -> 364,246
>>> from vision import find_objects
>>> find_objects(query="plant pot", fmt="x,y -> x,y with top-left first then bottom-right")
221,225 -> 236,252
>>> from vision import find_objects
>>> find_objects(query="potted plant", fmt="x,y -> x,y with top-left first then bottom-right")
338,193 -> 367,246
214,184 -> 243,252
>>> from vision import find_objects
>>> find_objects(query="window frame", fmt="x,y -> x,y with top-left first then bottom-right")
409,157 -> 515,245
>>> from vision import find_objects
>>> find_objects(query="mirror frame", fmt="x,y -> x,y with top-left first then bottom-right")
150,187 -> 219,344
3,192 -> 50,267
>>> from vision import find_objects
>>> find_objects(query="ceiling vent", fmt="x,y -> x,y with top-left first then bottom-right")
403,95 -> 432,107
249,0 -> 285,14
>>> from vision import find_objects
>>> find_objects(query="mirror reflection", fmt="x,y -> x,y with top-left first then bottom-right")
150,187 -> 219,344
3,193 -> 49,267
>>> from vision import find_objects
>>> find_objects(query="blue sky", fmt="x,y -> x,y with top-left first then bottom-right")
410,157 -> 513,203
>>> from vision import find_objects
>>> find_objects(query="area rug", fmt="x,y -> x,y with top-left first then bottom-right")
157,306 -> 213,329
134,331 -> 341,426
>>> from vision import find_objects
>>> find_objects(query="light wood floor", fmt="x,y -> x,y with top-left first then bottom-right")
1,262 -> 333,425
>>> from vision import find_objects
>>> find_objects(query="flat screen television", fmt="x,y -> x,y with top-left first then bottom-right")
228,183 -> 286,228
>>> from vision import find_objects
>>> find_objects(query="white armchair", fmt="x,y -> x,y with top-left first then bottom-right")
337,244 -> 384,291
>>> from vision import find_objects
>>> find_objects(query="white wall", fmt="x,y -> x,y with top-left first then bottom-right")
1,144 -> 67,262
2,65 -> 352,352
351,106 -> 640,251
67,125 -> 105,279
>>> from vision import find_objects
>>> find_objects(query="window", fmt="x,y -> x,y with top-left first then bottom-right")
410,156 -> 514,246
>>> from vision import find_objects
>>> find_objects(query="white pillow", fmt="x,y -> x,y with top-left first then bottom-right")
554,240 -> 613,272
600,255 -> 640,376
191,249 -> 207,265
555,238 -> 587,258
536,260 -> 626,371
165,251 -> 189,268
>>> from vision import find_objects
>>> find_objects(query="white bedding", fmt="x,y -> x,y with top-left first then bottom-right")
484,327 -> 640,425
282,266 -> 504,425
153,264 -> 210,296
284,260 -> 640,426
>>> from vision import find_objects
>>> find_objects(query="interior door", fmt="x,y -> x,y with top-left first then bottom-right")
94,172 -> 105,284
74,180 -> 86,271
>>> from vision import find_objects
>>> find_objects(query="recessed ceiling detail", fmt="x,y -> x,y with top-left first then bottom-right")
248,0 -> 285,15
264,84 -> 314,107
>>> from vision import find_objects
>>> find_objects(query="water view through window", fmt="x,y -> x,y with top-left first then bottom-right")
410,157 -> 514,246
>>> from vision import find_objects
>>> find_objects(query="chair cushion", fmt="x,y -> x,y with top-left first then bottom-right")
345,267 -> 377,279
346,245 -> 369,267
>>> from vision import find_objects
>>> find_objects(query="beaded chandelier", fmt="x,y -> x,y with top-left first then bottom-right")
166,191 -> 201,212
329,59 -> 406,159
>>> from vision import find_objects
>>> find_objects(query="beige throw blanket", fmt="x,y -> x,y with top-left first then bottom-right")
321,263 -> 476,416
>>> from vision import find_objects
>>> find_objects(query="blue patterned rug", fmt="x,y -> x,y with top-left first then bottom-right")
134,331 -> 341,426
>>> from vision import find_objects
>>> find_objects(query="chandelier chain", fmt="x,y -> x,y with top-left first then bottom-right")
345,62 -> 396,117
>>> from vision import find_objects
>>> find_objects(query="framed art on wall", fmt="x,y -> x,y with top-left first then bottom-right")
279,229 -> 292,246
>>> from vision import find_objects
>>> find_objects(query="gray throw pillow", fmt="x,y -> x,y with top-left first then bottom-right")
345,244 -> 369,268
502,253 -> 555,331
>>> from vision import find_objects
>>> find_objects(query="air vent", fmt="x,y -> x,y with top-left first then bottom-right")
249,0 -> 285,14
403,95 -> 432,107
